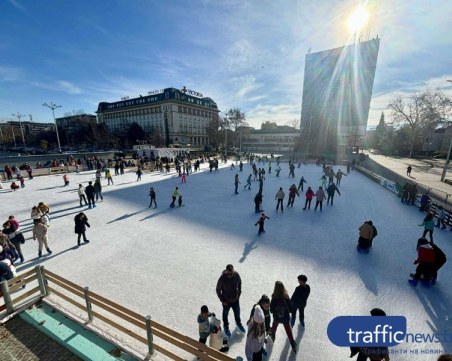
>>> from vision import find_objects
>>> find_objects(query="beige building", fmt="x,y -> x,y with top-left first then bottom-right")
96,87 -> 219,147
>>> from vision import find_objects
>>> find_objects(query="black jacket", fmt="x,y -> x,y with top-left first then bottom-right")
291,284 -> 311,308
270,297 -> 292,323
85,185 -> 95,197
74,215 -> 90,234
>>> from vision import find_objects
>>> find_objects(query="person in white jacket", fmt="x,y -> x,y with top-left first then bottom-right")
78,184 -> 88,207
245,305 -> 266,361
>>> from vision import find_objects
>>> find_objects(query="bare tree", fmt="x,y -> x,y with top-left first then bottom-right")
285,118 -> 300,129
388,90 -> 452,157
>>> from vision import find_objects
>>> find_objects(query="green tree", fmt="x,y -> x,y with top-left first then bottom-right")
388,90 -> 452,157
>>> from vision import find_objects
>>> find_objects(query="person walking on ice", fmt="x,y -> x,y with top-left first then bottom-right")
245,305 -> 266,361
234,174 -> 240,194
105,169 -> 114,185
74,212 -> 90,248
314,186 -> 325,212
216,264 -> 245,338
255,213 -> 270,235
136,167 -> 143,181
170,187 -> 179,208
78,184 -> 88,207
32,219 -> 52,258
287,184 -> 299,207
326,183 -> 341,206
244,174 -> 252,190
148,187 -> 157,208
269,281 -> 297,353
275,187 -> 285,213
290,275 -> 310,328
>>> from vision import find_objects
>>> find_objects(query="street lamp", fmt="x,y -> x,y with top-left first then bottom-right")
440,137 -> 452,182
42,101 -> 62,153
11,112 -> 26,149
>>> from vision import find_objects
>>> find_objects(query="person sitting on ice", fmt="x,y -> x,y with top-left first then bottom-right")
409,238 -> 436,286
10,182 -> 19,191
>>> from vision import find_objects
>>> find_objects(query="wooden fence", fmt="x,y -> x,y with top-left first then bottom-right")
1,266 -> 237,361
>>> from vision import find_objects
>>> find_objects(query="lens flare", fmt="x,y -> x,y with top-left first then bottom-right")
347,7 -> 369,34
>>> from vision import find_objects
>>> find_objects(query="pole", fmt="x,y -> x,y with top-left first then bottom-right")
440,138 -> 452,182
0,124 -> 4,150
11,112 -> 26,149
11,127 -> 16,148
145,315 -> 154,356
43,102 -> 62,153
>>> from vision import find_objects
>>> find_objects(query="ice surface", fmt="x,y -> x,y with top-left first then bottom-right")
2,161 -> 451,360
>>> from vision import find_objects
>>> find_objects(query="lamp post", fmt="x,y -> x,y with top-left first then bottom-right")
224,116 -> 229,158
440,137 -> 452,182
0,122 -> 5,150
42,102 -> 62,153
11,112 -> 26,149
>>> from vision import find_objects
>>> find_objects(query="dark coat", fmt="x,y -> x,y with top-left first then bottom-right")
270,297 -> 292,323
291,284 -> 311,308
216,271 -> 242,305
74,215 -> 90,234
327,184 -> 340,196
85,185 -> 95,197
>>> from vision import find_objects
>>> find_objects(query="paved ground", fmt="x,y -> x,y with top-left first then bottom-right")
0,315 -> 83,361
366,152 -> 452,198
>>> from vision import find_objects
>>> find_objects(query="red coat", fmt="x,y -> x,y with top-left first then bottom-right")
415,245 -> 435,264
305,189 -> 314,200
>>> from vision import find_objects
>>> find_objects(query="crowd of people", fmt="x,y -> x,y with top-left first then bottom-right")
1,153 -> 451,360
198,264 -> 310,358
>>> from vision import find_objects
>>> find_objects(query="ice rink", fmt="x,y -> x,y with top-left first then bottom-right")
2,160 -> 451,360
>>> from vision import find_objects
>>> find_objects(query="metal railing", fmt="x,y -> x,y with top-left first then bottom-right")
1,266 -> 236,361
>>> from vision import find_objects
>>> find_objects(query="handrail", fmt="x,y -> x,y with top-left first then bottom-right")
1,266 -> 237,361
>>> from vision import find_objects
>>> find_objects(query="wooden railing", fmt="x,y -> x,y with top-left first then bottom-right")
1,266 -> 237,361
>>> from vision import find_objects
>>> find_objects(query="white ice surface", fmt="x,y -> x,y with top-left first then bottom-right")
2,161 -> 451,360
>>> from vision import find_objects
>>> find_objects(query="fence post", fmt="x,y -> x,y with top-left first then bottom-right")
83,287 -> 93,322
1,280 -> 14,314
145,315 -> 154,356
35,265 -> 46,297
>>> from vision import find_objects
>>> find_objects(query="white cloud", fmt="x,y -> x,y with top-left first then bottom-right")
0,65 -> 24,82
31,80 -> 82,94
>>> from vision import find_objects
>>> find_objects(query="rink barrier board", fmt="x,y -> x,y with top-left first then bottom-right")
1,266 -> 237,361
356,165 -> 452,227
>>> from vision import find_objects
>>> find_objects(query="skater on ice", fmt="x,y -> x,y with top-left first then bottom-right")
148,187 -> 157,208
245,305 -> 266,361
290,274 -> 310,328
269,281 -> 297,353
419,213 -> 434,242
275,187 -> 285,213
357,221 -> 374,252
255,213 -> 270,235
74,212 -> 90,248
216,264 -> 245,337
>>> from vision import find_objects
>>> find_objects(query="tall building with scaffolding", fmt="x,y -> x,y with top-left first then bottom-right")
300,37 -> 380,158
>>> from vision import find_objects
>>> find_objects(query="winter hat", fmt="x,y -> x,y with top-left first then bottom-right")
370,308 -> 386,316
201,305 -> 209,314
253,305 -> 265,323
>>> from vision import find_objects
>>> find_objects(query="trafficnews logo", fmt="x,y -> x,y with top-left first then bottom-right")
327,316 -> 406,347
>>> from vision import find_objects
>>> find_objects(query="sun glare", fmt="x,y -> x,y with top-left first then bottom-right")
347,7 -> 369,34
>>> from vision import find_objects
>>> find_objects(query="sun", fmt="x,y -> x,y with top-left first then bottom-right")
347,7 -> 369,34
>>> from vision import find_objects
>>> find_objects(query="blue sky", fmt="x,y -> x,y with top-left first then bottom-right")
1,0 -> 451,129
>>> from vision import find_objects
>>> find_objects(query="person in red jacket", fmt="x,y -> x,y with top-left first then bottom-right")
303,187 -> 314,210
409,238 -> 436,286
287,184 -> 299,207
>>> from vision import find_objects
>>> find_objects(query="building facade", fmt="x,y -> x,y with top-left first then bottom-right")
300,38 -> 380,157
96,87 -> 219,147
241,125 -> 299,154
422,126 -> 452,153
